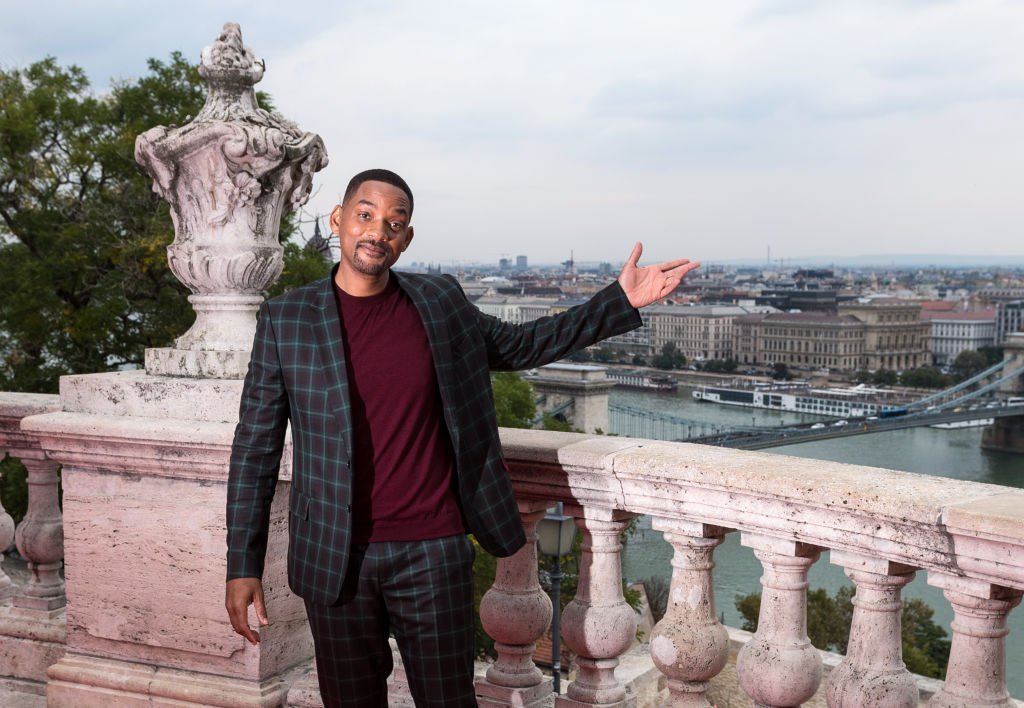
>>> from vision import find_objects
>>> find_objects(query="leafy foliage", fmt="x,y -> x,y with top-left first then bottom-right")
703,357 -> 737,373
898,366 -> 952,389
736,585 -> 950,679
490,372 -> 536,428
0,54 -> 310,394
651,342 -> 686,370
951,350 -> 989,381
772,362 -> 793,380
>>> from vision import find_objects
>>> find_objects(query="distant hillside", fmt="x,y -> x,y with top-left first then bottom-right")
705,254 -> 1024,269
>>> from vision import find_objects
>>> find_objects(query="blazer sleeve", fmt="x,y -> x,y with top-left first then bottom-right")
476,279 -> 643,371
226,302 -> 291,581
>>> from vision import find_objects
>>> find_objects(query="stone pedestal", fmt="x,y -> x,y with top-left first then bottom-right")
21,371 -> 310,707
532,364 -> 614,434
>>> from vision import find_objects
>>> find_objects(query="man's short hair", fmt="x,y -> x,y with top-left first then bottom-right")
343,169 -> 414,215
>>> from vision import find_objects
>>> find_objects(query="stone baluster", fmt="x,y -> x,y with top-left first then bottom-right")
927,573 -> 1022,708
12,452 -> 64,611
0,457 -> 16,602
825,551 -> 918,708
647,520 -> 729,708
736,533 -> 823,707
557,507 -> 638,708
478,500 -> 553,708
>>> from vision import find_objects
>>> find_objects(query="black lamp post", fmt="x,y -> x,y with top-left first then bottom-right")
536,502 -> 577,695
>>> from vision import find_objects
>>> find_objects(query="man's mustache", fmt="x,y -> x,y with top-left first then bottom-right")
357,239 -> 392,257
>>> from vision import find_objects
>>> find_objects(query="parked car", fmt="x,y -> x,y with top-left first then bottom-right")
833,420 -> 849,427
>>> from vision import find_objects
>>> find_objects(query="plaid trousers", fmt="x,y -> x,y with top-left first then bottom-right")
304,535 -> 478,707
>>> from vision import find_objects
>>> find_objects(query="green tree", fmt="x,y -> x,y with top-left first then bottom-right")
0,55 -> 313,394
952,350 -> 988,381
651,342 -> 685,370
899,367 -> 951,389
490,372 -> 536,428
978,346 -> 1004,367
872,368 -> 899,386
736,585 -> 949,679
704,358 -> 737,373
771,362 -> 792,381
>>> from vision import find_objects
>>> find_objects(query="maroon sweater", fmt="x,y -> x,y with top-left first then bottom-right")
334,277 -> 465,544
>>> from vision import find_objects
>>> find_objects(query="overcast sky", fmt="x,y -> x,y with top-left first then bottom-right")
3,0 -> 1023,267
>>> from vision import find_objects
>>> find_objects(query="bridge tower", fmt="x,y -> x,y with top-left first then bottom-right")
982,333 -> 1024,453
530,363 -> 613,433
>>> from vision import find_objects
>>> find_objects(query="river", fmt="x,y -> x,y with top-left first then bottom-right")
610,385 -> 1024,696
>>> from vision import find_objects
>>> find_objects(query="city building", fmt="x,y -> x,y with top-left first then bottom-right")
837,298 -> 930,372
996,301 -> 1024,345
921,309 -> 996,366
733,312 -> 866,371
602,304 -> 776,361
473,295 -> 558,324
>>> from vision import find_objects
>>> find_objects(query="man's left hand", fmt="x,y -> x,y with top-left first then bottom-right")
617,241 -> 700,309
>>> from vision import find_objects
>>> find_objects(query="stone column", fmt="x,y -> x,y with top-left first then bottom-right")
648,519 -> 729,708
736,533 -> 822,708
825,551 -> 918,708
927,573 -> 1022,708
477,500 -> 553,708
0,478 -> 15,602
12,453 -> 64,611
557,507 -> 638,708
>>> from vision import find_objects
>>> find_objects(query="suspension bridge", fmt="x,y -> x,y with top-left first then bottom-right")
607,359 -> 1024,451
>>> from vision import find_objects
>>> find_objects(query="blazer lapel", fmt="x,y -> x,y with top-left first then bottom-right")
310,276 -> 354,463
394,272 -> 461,453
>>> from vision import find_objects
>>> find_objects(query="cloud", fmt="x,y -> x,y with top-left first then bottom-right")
3,0 -> 1024,263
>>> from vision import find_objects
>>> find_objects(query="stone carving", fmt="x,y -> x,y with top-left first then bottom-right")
135,23 -> 328,378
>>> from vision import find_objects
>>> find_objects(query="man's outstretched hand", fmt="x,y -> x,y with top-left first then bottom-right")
226,577 -> 268,646
617,242 -> 700,309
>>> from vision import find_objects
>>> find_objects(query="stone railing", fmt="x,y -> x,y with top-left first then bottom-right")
1,393 -> 1022,706
483,428 -> 1024,708
0,392 -> 65,700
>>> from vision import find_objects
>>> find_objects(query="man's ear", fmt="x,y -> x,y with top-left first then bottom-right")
402,226 -> 414,252
329,204 -> 344,234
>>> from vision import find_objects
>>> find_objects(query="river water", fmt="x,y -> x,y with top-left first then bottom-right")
610,385 -> 1024,696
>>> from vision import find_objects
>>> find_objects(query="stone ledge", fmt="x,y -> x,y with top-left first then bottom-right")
145,347 -> 251,379
59,371 -> 244,423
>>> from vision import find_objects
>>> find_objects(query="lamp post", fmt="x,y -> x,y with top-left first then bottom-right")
536,502 -> 577,694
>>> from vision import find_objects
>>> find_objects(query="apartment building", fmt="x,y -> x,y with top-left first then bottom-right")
733,299 -> 930,373
837,299 -> 930,372
921,309 -> 996,366
473,295 -> 558,324
996,301 -> 1024,345
733,312 -> 866,371
601,304 -> 775,361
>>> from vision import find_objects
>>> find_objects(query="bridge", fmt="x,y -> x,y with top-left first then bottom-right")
609,349 -> 1024,451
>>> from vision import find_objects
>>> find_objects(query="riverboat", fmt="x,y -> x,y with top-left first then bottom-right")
607,370 -> 679,392
692,381 -> 911,418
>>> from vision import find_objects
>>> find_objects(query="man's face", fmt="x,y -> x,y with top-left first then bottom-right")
331,180 -> 414,279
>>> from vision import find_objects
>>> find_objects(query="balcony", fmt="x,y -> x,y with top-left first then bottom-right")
2,389 -> 1022,707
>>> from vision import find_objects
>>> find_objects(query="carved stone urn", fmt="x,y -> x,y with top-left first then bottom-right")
135,23 -> 328,378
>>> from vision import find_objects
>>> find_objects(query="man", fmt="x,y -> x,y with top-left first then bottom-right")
225,169 -> 699,707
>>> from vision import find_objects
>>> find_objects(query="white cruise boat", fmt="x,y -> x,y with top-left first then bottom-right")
692,381 -> 912,419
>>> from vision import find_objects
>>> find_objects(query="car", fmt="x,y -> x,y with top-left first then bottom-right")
810,423 -> 826,429
833,420 -> 848,427
866,416 -> 878,421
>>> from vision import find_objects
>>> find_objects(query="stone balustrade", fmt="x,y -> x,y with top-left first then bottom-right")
486,428 -> 1024,708
0,392 -> 65,700
1,397 -> 1022,706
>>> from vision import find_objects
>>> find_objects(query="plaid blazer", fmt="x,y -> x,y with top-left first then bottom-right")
226,269 -> 642,605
